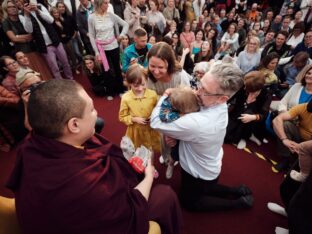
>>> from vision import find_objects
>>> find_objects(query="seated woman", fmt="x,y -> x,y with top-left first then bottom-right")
217,23 -> 239,58
206,27 -> 218,55
82,55 -> 115,99
236,36 -> 261,74
257,52 -> 281,97
194,40 -> 214,63
276,64 -> 312,113
225,71 -> 272,149
190,61 -> 210,89
0,56 -> 20,96
190,29 -> 204,56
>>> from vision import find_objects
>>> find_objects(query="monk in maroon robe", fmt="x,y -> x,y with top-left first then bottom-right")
7,79 -> 182,234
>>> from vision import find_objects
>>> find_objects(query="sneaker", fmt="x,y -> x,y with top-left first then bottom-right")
290,170 -> 308,182
263,138 -> 269,144
239,195 -> 254,208
249,134 -> 261,146
159,155 -> 165,164
237,184 -> 252,196
237,139 -> 246,149
275,227 -> 289,234
106,96 -> 113,101
165,164 -> 174,179
267,202 -> 287,217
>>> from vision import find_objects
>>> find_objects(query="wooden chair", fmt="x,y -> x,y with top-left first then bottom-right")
0,196 -> 160,234
149,221 -> 161,234
0,196 -> 21,234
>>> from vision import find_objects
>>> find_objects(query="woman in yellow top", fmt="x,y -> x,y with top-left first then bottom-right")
119,64 -> 160,152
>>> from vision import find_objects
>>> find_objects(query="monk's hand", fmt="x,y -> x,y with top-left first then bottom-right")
145,159 -> 155,180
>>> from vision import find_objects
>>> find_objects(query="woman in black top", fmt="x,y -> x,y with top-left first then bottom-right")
225,71 -> 272,149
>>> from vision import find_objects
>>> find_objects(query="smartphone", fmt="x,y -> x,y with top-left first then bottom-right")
29,0 -> 37,5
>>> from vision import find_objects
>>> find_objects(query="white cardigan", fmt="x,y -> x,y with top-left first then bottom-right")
278,83 -> 304,112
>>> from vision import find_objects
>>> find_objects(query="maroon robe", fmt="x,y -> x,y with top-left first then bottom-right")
7,133 -> 182,234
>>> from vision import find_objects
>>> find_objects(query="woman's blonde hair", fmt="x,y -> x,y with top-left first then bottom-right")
1,0 -> 15,20
295,64 -> 312,86
245,36 -> 260,52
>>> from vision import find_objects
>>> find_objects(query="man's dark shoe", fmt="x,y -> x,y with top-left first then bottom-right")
272,159 -> 290,173
239,195 -> 254,208
237,184 -> 252,196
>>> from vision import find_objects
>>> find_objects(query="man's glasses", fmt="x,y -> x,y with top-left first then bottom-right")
197,83 -> 225,97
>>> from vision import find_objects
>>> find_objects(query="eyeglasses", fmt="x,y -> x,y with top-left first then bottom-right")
6,61 -> 17,67
197,82 -> 225,97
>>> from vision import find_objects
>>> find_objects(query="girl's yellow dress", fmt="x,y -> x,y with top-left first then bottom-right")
119,89 -> 160,152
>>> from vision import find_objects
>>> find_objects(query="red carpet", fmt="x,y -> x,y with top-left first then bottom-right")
0,73 -> 288,233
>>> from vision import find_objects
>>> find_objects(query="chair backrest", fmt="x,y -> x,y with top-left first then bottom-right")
148,221 -> 161,234
0,196 -> 160,234
0,196 -> 21,234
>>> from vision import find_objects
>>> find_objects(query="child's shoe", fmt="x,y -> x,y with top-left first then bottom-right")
237,139 -> 246,149
249,134 -> 261,146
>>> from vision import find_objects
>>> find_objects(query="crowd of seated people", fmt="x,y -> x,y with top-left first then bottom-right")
1,0 -> 312,233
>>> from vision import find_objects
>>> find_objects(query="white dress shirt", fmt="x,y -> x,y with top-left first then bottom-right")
151,96 -> 228,180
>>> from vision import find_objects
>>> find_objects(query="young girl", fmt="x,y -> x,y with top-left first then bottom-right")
82,55 -> 114,100
119,64 -> 160,152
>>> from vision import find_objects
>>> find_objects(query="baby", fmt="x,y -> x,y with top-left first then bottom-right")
160,87 -> 200,178
160,87 -> 200,122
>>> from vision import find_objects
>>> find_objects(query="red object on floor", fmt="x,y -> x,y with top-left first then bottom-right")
0,73 -> 288,233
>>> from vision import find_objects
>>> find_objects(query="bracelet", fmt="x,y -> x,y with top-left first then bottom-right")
280,138 -> 288,142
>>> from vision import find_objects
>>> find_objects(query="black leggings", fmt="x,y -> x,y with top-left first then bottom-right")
105,47 -> 126,94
